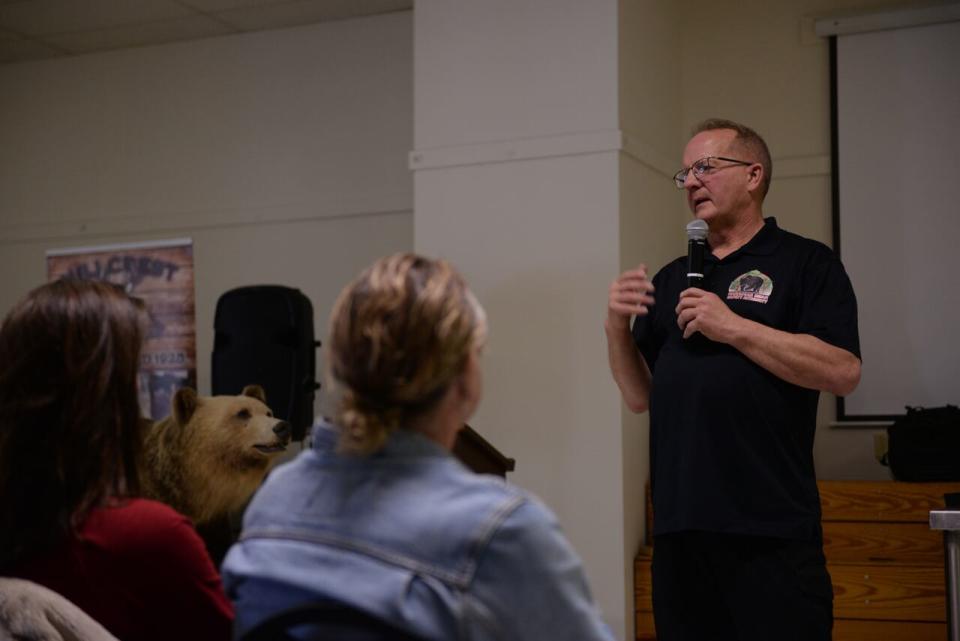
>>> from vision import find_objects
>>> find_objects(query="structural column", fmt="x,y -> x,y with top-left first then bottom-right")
412,2 -> 682,638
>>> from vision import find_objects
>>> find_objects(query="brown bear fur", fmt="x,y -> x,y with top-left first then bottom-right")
141,384 -> 292,527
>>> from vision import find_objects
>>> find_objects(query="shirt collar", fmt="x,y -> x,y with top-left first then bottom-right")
706,216 -> 782,262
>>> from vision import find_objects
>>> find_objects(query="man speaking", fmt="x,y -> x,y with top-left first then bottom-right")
605,119 -> 861,641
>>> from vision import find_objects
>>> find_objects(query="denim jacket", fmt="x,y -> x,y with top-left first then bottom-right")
222,421 -> 614,641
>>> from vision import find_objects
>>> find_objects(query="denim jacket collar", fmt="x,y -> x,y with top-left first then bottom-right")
312,419 -> 451,461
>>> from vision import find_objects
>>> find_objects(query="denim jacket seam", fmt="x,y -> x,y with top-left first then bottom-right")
241,527 -> 474,589
461,494 -> 527,584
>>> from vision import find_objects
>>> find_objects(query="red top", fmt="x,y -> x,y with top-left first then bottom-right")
10,498 -> 233,641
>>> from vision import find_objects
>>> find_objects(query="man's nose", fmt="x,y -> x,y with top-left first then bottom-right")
683,169 -> 703,191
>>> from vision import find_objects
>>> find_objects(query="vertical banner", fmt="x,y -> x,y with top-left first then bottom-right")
46,239 -> 196,420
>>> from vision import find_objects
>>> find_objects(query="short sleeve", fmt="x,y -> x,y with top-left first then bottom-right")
796,247 -> 861,359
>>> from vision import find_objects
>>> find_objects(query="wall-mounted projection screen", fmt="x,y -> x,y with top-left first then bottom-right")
830,18 -> 960,420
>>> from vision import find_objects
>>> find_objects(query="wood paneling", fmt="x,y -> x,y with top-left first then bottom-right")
635,611 -> 656,640
822,521 -> 943,565
833,619 -> 946,641
831,563 -> 945,621
819,481 -> 958,522
635,552 -> 652,613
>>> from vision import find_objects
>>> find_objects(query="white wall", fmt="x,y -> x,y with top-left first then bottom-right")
414,0 -> 617,148
0,12 -> 415,415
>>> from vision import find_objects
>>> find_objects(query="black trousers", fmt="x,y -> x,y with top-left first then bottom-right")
651,531 -> 833,641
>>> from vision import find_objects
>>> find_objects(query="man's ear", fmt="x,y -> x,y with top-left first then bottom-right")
747,163 -> 765,194
241,384 -> 267,404
172,388 -> 199,425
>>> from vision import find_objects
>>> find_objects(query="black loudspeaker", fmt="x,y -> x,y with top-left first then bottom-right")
212,285 -> 320,441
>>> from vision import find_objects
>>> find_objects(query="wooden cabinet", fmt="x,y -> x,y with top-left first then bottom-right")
635,548 -> 655,640
823,480 -> 958,640
634,480 -> 960,640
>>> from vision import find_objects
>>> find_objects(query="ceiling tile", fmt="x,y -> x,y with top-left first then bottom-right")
178,0 -> 297,12
182,0 -> 410,15
0,31 -> 62,63
0,0 -> 194,36
0,0 -> 411,62
212,0 -> 410,31
42,14 -> 234,54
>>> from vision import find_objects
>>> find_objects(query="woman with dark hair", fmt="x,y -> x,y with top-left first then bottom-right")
0,279 -> 232,641
223,253 -> 614,641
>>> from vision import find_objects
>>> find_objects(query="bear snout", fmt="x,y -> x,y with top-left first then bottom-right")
251,419 -> 293,455
273,420 -> 292,445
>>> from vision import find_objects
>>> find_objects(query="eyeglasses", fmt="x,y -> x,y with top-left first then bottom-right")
673,156 -> 754,189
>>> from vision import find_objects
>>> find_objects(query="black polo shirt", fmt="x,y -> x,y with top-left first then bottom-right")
632,217 -> 860,541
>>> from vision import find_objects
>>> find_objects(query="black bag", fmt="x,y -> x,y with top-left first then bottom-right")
886,405 -> 960,482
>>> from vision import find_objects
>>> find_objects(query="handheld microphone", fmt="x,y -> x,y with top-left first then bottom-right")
686,219 -> 709,288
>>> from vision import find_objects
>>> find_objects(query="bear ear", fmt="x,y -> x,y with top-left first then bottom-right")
172,387 -> 199,425
241,384 -> 267,403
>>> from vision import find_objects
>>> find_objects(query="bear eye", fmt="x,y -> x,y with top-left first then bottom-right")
266,410 -> 273,418
237,409 -> 252,419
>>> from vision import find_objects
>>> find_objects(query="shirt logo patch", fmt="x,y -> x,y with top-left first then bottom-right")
728,270 -> 773,304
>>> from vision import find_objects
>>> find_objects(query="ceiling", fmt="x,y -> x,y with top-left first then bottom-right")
0,0 -> 412,64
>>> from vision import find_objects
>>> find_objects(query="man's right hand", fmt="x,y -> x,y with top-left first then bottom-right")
605,265 -> 655,413
606,265 -> 655,332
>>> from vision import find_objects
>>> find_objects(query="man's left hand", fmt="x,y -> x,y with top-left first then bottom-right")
675,288 -> 744,342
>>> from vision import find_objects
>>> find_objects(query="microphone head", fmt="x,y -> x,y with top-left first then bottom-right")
686,219 -> 709,241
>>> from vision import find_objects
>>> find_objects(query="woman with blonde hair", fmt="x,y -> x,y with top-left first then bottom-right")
224,253 -> 614,641
0,279 -> 232,640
